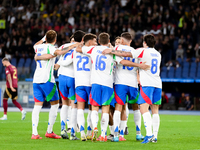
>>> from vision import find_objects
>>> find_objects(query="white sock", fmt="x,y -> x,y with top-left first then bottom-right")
32,105 -> 42,135
67,106 -> 71,128
60,105 -> 68,131
101,113 -> 109,138
47,104 -> 59,133
21,109 -> 25,113
71,108 -> 77,136
134,110 -> 141,135
126,104 -> 129,127
119,120 -> 126,137
152,114 -> 160,139
91,110 -> 98,130
77,109 -> 85,136
142,112 -> 152,136
113,110 -> 121,137
109,125 -> 114,135
87,110 -> 92,135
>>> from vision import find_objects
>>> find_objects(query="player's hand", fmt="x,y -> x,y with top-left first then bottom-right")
54,64 -> 60,70
34,54 -> 38,61
139,62 -> 150,71
102,48 -> 112,55
11,87 -> 16,92
108,43 -> 113,48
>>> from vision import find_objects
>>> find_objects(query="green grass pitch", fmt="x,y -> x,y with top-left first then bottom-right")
0,112 -> 199,150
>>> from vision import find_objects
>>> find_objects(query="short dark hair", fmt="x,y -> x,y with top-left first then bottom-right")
73,30 -> 86,42
2,57 -> 9,62
115,36 -> 120,41
70,34 -> 74,41
99,32 -> 110,45
121,32 -> 132,41
83,33 -> 97,43
46,30 -> 57,43
143,34 -> 156,48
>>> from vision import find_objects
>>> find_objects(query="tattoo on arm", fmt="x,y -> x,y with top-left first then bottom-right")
62,47 -> 69,51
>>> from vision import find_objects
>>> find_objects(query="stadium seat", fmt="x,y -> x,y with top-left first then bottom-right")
168,67 -> 174,78
175,67 -> 182,78
161,71 -> 167,78
190,62 -> 197,69
182,61 -> 190,68
11,58 -> 17,67
17,58 -> 25,79
30,60 -> 36,77
24,58 -> 32,77
176,57 -> 183,65
182,70 -> 189,78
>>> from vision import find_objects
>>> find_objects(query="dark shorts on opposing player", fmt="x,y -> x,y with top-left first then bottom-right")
59,75 -> 75,100
114,84 -> 139,105
3,87 -> 18,100
75,86 -> 91,104
90,84 -> 115,106
138,86 -> 162,105
33,81 -> 59,102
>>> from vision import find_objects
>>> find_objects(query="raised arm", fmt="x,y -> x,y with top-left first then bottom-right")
54,42 -> 79,56
102,48 -> 133,57
120,60 -> 150,71
33,35 -> 46,48
34,54 -> 55,61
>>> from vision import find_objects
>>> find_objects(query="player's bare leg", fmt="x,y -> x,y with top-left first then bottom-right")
67,100 -> 72,133
118,105 -> 127,141
77,101 -> 87,141
140,103 -> 153,144
70,100 -> 79,140
91,105 -> 99,142
60,98 -> 70,139
132,103 -> 144,140
124,103 -> 129,135
150,104 -> 160,143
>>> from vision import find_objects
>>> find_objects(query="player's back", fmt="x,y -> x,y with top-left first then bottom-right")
57,43 -> 74,78
90,45 -> 115,88
6,65 -> 18,88
33,43 -> 56,83
73,46 -> 91,88
137,47 -> 162,88
115,45 -> 138,87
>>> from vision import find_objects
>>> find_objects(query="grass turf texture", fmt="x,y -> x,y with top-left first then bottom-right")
0,112 -> 199,150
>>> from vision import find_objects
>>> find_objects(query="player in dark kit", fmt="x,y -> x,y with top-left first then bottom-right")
0,57 -> 26,120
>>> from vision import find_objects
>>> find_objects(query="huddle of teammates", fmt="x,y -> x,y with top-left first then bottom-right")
31,29 -> 162,144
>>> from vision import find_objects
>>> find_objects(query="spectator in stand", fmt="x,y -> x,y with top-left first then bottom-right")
185,95 -> 194,111
176,45 -> 184,60
186,44 -> 193,62
179,92 -> 186,108
160,91 -> 169,110
194,43 -> 200,62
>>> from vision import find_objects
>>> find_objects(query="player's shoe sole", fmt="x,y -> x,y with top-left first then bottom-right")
61,129 -> 69,139
45,132 -> 61,139
31,134 -> 42,139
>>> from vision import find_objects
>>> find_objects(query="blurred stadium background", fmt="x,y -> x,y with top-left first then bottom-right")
0,0 -> 200,110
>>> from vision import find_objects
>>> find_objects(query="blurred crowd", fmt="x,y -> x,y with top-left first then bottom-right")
0,0 -> 200,66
